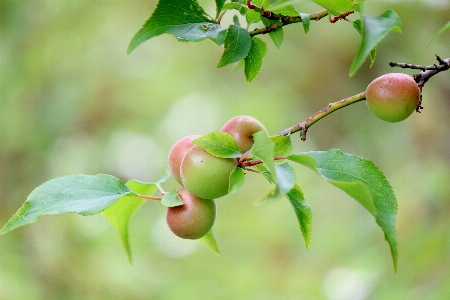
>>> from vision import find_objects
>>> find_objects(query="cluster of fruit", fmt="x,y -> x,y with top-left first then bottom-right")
166,116 -> 266,239
163,73 -> 421,240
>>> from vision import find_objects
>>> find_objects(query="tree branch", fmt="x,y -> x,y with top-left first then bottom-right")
276,92 -> 366,141
390,55 -> 450,111
390,55 -> 450,88
247,2 -> 330,37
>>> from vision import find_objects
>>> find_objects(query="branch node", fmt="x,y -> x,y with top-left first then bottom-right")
389,56 -> 450,100
299,122 -> 308,141
329,10 -> 354,23
436,54 -> 445,65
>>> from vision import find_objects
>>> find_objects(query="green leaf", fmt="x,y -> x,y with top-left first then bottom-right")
233,14 -> 241,27
353,19 -> 376,68
244,39 -> 264,81
229,167 -> 246,194
300,13 -> 310,33
288,149 -> 398,272
253,37 -> 268,57
310,0 -> 358,15
102,179 -> 156,263
427,21 -> 450,47
350,10 -> 402,76
268,0 -> 299,16
0,174 -> 133,236
262,18 -> 284,49
217,25 -> 252,68
222,2 -> 245,11
193,132 -> 242,158
161,190 -> 185,207
246,0 -> 264,25
236,37 -> 267,73
286,184 -> 312,248
246,0 -> 299,27
216,29 -> 228,46
215,0 -> 227,18
170,23 -> 225,44
273,163 -> 296,197
271,135 -> 292,156
127,0 -> 223,53
198,230 -> 219,254
250,131 -> 276,183
246,0 -> 296,49
254,163 -> 273,183
103,172 -> 170,263
256,162 -> 296,205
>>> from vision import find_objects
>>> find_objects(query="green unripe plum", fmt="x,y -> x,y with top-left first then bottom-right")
168,135 -> 200,185
180,145 -> 237,200
221,115 -> 266,153
365,73 -> 420,123
166,188 -> 216,239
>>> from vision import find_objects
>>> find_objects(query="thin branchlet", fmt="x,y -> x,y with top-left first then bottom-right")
240,56 -> 449,167
390,55 -> 450,88
276,92 -> 366,141
390,55 -> 450,111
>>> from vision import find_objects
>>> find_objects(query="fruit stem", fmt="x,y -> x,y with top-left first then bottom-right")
137,194 -> 162,201
241,156 -> 287,167
277,91 -> 366,141
156,184 -> 166,195
243,167 -> 262,174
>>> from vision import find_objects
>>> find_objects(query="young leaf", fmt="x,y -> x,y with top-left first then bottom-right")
426,21 -> 450,47
222,2 -> 245,12
217,25 -> 252,68
252,164 -> 312,247
198,229 -> 219,254
244,39 -> 263,82
0,174 -> 133,236
286,184 -> 312,248
262,18 -> 284,49
216,29 -> 228,46
161,190 -> 185,207
193,132 -> 242,158
255,162 -> 296,205
268,0 -> 299,17
102,179 -> 156,263
253,37 -> 267,57
127,0 -> 223,53
271,135 -> 292,156
215,0 -> 227,18
250,131 -> 276,183
254,163 -> 273,184
233,14 -> 241,27
229,167 -> 246,194
310,0 -> 358,15
350,10 -> 402,76
288,149 -> 398,272
300,13 -> 310,33
353,19 -> 376,69
103,172 -> 171,263
246,0 -> 264,25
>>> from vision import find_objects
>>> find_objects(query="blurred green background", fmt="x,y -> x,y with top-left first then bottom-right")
1,1 -> 449,299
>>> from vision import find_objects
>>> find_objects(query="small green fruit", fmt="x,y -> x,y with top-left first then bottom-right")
166,188 -> 216,239
168,135 -> 200,185
366,73 -> 420,123
221,115 -> 266,153
180,145 -> 237,199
